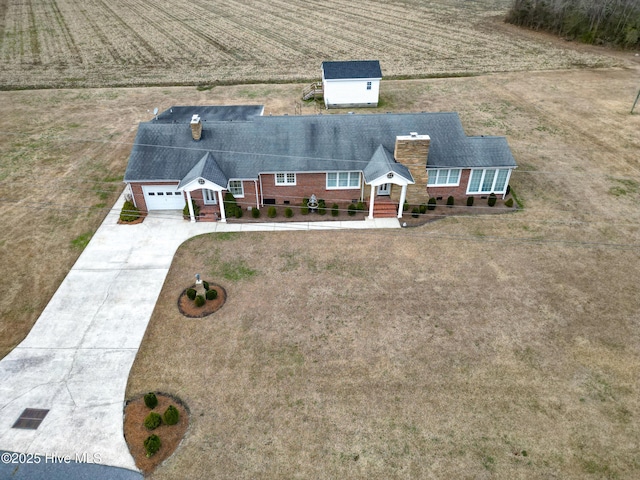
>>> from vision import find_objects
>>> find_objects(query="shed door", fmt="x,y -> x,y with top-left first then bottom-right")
142,185 -> 185,210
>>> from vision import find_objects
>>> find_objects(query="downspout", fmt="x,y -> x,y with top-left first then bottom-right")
254,180 -> 260,209
259,175 -> 264,206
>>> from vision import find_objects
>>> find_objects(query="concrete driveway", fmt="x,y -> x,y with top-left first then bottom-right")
0,193 -> 399,472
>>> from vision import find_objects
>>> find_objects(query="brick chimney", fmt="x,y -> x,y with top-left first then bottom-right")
394,132 -> 430,204
190,114 -> 202,141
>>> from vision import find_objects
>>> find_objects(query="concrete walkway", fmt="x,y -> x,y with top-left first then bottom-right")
0,194 -> 399,473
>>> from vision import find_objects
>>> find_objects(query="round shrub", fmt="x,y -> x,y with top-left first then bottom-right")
144,434 -> 161,458
488,193 -> 497,207
355,201 -> 366,211
403,200 -> 409,212
427,197 -> 437,211
144,392 -> 158,409
505,198 -> 514,208
144,412 -> 162,430
206,288 -> 218,300
267,206 -> 277,218
447,196 -> 454,207
467,196 -> 475,207
251,207 -> 261,218
194,295 -> 206,307
347,204 -> 356,216
202,280 -> 210,291
284,207 -> 294,218
419,203 -> 427,214
331,203 -> 339,217
186,288 -> 196,300
411,207 -> 420,218
234,207 -> 243,218
163,405 -> 180,426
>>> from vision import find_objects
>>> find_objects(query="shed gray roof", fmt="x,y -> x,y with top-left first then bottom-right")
322,61 -> 382,80
124,107 -> 517,185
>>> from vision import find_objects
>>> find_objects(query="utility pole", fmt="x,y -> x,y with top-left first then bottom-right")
632,89 -> 640,114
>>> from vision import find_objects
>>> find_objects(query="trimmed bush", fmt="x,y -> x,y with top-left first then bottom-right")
403,200 -> 409,212
419,203 -> 427,214
317,199 -> 326,215
488,193 -> 497,207
194,295 -> 206,307
206,288 -> 218,300
234,207 -> 243,218
505,198 -> 514,208
182,199 -> 200,219
347,204 -> 357,216
144,435 -> 161,458
355,201 -> 366,211
223,192 -> 240,218
202,280 -> 210,291
331,203 -> 339,217
163,405 -> 180,426
467,196 -> 475,207
447,196 -> 455,207
251,207 -> 261,219
144,392 -> 158,409
284,207 -> 294,218
301,198 -> 309,215
411,207 -> 420,218
120,200 -> 141,222
427,197 -> 437,211
186,288 -> 197,300
267,206 -> 277,218
144,412 -> 162,430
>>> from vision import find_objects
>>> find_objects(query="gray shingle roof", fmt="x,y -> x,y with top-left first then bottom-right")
322,61 -> 382,80
124,108 -> 517,184
363,145 -> 414,183
177,152 -> 229,189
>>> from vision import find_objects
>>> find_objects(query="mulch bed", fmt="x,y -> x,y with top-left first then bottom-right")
123,393 -> 189,474
177,283 -> 227,318
117,215 -> 146,225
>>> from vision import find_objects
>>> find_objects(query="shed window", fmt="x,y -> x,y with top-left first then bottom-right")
366,81 -> 372,90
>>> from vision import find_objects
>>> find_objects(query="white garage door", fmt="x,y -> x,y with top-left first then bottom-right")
142,185 -> 185,210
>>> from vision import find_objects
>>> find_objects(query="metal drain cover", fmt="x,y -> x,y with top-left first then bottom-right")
12,408 -> 49,430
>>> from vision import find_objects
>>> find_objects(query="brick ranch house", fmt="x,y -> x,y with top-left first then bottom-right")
123,105 -> 517,222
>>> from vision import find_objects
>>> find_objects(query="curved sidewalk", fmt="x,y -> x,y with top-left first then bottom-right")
0,194 -> 399,472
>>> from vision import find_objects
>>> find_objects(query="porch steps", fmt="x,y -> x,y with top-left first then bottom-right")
372,199 -> 398,218
302,82 -> 323,101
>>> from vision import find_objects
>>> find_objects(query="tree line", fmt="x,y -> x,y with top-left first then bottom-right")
506,0 -> 640,48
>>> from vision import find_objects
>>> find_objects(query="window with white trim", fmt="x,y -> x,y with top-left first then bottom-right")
467,168 -> 510,194
327,172 -> 360,189
427,169 -> 461,186
366,81 -> 372,90
203,189 -> 217,205
228,180 -> 244,197
275,173 -> 296,185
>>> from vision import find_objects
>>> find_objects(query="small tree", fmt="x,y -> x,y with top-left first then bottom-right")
144,392 -> 158,409
120,200 -> 141,222
163,405 -> 180,426
144,412 -> 162,430
144,435 -> 161,458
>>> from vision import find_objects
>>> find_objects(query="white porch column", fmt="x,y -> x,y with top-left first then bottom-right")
186,190 -> 196,223
217,190 -> 227,223
368,187 -> 375,220
398,184 -> 407,219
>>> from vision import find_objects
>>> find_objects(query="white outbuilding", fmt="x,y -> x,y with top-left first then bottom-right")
321,60 -> 382,109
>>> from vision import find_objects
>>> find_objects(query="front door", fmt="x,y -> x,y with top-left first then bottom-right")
377,183 -> 391,196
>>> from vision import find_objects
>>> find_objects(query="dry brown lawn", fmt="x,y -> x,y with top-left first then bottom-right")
0,0 -> 624,89
121,67 -> 640,478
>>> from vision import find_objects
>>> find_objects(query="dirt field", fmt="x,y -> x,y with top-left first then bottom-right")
0,0 -> 621,89
115,66 -> 640,479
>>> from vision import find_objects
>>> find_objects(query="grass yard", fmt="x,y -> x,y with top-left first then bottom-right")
124,67 -> 640,478
0,0 -> 622,89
